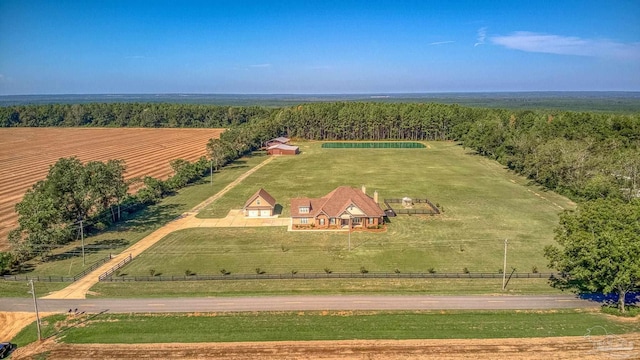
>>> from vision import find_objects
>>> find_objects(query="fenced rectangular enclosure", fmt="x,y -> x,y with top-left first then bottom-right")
384,198 -> 440,215
322,142 -> 425,148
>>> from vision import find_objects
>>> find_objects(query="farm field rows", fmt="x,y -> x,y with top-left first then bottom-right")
0,127 -> 222,250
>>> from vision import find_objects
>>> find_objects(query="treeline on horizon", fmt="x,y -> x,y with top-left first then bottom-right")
0,103 -> 272,128
2,101 -> 639,202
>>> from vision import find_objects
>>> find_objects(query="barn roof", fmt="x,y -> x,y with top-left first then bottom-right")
268,137 -> 290,144
267,143 -> 299,151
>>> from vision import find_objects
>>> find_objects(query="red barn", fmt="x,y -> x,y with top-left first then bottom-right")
267,143 -> 299,155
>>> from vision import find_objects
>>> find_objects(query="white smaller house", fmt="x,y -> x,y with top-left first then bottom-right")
243,188 -> 277,217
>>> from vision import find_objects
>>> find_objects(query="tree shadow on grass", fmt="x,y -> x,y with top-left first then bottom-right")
118,203 -> 183,233
42,238 -> 130,263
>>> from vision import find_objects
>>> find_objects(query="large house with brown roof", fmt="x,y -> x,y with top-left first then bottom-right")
290,186 -> 384,230
243,188 -> 277,217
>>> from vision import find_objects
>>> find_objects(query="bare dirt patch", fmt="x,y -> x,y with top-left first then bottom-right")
0,128 -> 222,250
0,311 -> 55,340
10,335 -> 640,359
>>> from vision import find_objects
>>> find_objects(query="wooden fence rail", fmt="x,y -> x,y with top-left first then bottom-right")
100,271 -> 558,282
2,254 -> 114,283
98,254 -> 133,281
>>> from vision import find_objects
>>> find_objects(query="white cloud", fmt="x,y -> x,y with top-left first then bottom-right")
490,32 -> 640,60
474,27 -> 487,47
429,41 -> 455,46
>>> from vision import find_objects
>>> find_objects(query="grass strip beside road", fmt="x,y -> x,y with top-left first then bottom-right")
13,310 -> 639,346
89,278 -> 564,298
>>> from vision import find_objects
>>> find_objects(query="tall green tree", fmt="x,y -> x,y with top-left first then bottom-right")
8,181 -> 72,260
544,199 -> 640,312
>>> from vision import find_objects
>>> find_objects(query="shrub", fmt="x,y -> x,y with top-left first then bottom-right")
360,266 -> 368,274
463,267 -> 470,274
428,267 -> 436,274
148,269 -> 156,276
185,269 -> 194,276
291,269 -> 297,275
498,268 -> 504,274
324,267 -> 332,274
255,267 -> 265,274
394,268 -> 401,274
220,269 -> 230,275
531,266 -> 539,273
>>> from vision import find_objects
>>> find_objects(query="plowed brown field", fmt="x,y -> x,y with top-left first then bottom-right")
10,336 -> 640,360
0,128 -> 223,250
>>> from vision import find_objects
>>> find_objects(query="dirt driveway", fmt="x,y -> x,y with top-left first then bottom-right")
42,156 -> 277,300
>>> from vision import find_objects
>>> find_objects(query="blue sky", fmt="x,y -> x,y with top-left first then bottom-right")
1,0 -> 639,94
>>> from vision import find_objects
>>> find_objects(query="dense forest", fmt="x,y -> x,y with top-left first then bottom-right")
2,102 -> 639,267
0,103 -> 273,127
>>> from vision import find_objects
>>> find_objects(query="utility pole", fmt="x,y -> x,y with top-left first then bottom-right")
28,280 -> 42,341
80,219 -> 85,267
502,239 -> 508,290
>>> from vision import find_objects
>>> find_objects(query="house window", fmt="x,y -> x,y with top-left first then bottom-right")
300,218 -> 309,224
319,218 -> 325,225
256,199 -> 261,205
299,207 -> 309,213
368,218 -> 374,224
330,218 -> 336,225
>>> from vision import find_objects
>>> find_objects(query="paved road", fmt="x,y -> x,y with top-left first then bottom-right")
0,295 -> 597,314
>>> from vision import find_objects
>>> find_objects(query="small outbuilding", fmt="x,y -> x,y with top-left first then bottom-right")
265,136 -> 291,147
243,188 -> 277,217
267,143 -> 299,155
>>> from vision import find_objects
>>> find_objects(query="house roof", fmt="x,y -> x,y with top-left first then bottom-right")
268,137 -> 290,144
290,186 -> 384,218
243,188 -> 276,209
267,143 -> 299,151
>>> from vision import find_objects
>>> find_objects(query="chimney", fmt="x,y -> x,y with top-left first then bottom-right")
361,185 -> 366,195
374,190 -> 379,204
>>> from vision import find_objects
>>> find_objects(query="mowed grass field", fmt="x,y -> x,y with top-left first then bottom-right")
119,142 -> 574,279
0,127 -> 223,250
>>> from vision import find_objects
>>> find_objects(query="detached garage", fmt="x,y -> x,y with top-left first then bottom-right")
267,143 -> 299,155
243,188 -> 277,217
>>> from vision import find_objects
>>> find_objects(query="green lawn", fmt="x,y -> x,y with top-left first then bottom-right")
122,142 -> 573,279
13,310 -> 639,346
